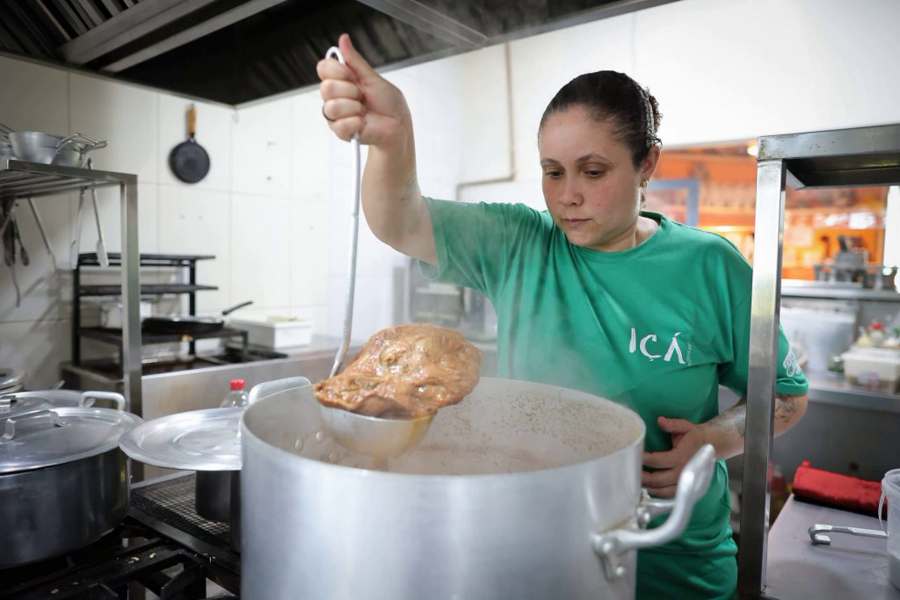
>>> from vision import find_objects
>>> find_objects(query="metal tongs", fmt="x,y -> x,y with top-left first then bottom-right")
0,122 -> 13,145
71,158 -> 108,268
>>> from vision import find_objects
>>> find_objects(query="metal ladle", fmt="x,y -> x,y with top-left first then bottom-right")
319,44 -> 433,460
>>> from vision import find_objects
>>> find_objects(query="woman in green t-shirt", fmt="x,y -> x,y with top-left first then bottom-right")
318,34 -> 809,599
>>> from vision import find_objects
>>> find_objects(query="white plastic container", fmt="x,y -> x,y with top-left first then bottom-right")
229,316 -> 312,349
842,346 -> 900,392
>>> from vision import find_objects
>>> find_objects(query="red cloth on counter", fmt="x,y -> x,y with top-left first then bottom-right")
792,460 -> 883,516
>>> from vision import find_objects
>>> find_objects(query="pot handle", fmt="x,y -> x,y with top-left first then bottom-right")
591,444 -> 716,580
80,391 -> 127,411
248,376 -> 311,405
1,409 -> 57,441
56,133 -> 107,151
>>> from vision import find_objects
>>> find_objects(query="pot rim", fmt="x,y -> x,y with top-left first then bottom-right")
241,377 -> 647,484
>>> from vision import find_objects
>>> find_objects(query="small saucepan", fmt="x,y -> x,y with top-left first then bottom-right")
142,300 -> 253,336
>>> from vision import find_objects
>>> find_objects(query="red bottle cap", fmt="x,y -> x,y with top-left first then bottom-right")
230,378 -> 246,391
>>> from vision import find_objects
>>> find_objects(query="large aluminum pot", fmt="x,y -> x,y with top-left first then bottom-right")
0,391 -> 140,568
241,377 -> 715,599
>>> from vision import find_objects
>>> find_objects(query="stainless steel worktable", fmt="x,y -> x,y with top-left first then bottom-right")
766,495 -> 898,599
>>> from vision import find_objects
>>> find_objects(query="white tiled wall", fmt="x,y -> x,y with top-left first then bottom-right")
3,0 -> 900,387
0,64 -> 337,386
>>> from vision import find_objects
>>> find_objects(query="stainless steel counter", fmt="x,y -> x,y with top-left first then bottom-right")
766,496 -> 898,599
782,282 -> 900,303
807,371 -> 900,414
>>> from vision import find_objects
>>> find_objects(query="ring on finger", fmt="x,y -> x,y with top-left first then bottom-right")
322,104 -> 335,122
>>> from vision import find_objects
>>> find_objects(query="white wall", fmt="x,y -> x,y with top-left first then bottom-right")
465,0 -> 900,205
2,0 -> 900,387
0,59 -> 336,386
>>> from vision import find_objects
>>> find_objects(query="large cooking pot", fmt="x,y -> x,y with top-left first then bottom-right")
0,390 -> 141,569
241,377 -> 715,599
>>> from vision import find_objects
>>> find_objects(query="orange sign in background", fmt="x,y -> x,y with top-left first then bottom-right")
646,145 -> 888,279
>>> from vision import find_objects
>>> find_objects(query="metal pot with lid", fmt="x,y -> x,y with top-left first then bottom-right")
0,391 -> 141,568
118,377 -> 311,550
119,405 -> 245,537
240,376 -> 715,600
117,378 -> 308,549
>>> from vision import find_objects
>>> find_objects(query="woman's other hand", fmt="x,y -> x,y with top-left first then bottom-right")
317,33 -> 411,148
641,417 -> 709,498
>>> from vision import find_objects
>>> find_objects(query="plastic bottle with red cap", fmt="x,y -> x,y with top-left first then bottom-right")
220,378 -> 249,408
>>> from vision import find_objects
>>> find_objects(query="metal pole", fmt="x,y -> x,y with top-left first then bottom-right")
120,177 -> 143,480
738,159 -> 787,598
72,258 -> 81,365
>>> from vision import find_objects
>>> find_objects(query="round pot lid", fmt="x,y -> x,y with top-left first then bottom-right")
0,404 -> 142,474
0,393 -> 50,417
0,390 -> 83,419
118,407 -> 242,471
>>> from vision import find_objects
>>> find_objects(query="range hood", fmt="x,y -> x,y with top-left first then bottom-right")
0,0 -> 678,106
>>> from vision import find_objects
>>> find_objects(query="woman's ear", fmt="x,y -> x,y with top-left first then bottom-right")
641,145 -> 661,182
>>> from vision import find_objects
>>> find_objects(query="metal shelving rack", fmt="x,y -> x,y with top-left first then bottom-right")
72,252 -> 249,367
739,123 -> 900,598
0,159 -> 142,418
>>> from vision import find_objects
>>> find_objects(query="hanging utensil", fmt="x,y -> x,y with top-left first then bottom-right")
169,104 -> 210,184
69,187 -> 89,271
25,197 -> 58,271
0,198 -> 15,239
0,122 -> 13,148
13,216 -> 29,266
1,199 -> 20,307
86,158 -> 109,268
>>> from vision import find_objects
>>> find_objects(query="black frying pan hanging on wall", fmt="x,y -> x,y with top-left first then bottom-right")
169,104 -> 210,184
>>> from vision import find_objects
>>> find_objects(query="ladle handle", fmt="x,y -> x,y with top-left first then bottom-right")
591,444 -> 716,581
808,523 -> 888,546
325,44 -> 361,378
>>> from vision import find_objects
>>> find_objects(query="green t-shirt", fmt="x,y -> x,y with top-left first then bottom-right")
420,197 -> 808,598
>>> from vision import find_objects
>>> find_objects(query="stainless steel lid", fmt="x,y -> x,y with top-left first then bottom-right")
118,407 -> 243,471
0,389 -> 84,418
0,393 -> 141,475
0,393 -> 50,417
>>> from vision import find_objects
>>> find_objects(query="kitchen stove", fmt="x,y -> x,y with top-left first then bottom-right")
0,473 -> 239,600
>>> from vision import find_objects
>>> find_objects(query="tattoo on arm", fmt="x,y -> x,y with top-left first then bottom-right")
696,394 -> 806,460
774,395 -> 801,426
